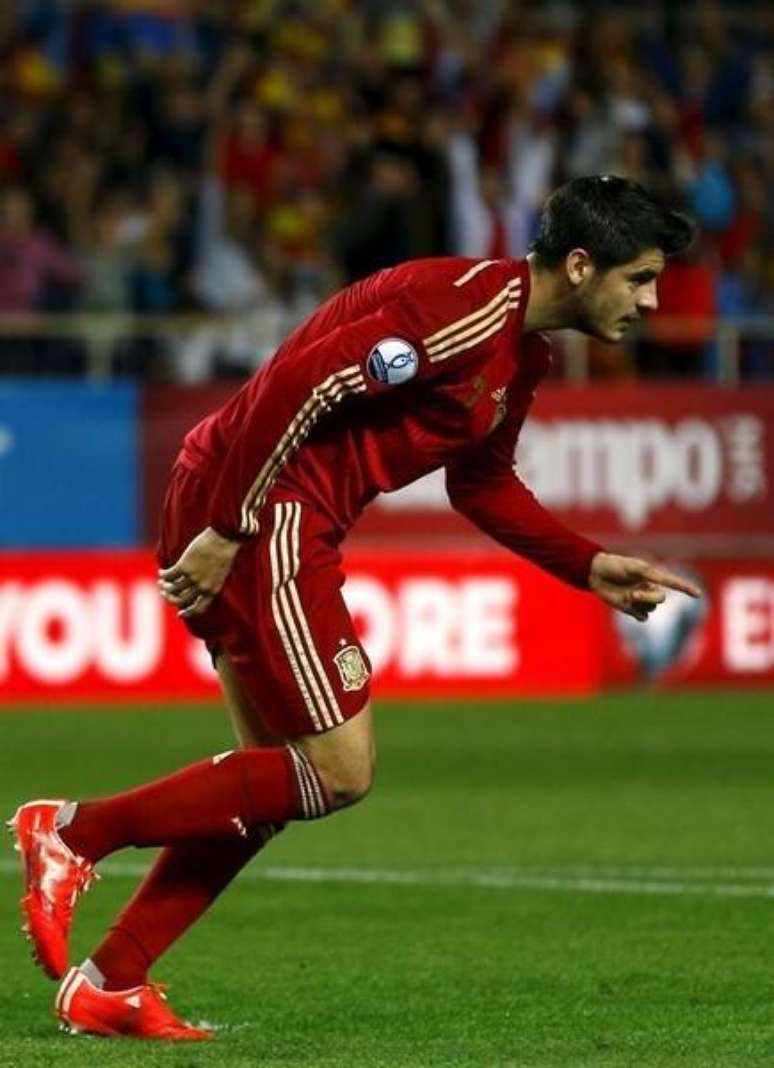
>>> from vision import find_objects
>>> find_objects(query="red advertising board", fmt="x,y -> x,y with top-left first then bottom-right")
142,385 -> 774,554
518,385 -> 774,550
1,551 -> 772,704
341,550 -> 601,697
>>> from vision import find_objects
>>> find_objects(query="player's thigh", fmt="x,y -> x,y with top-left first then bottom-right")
219,644 -> 374,807
215,653 -> 284,749
219,499 -> 373,744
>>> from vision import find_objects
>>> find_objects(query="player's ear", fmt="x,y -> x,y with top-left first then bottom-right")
565,248 -> 594,288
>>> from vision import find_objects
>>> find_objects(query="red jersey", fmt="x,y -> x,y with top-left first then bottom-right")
182,256 -> 601,588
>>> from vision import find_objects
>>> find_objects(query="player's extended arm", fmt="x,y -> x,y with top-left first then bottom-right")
445,409 -> 603,589
445,413 -> 701,617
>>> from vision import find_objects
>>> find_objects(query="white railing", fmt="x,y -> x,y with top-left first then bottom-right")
0,311 -> 771,383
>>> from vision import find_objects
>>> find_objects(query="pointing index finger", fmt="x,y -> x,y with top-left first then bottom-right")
643,566 -> 702,598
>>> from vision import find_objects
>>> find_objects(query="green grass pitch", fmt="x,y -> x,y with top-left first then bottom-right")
1,691 -> 773,1067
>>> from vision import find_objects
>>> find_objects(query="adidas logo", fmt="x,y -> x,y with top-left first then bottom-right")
491,386 -> 507,402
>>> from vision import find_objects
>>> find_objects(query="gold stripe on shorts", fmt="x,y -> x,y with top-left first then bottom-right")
270,503 -> 342,731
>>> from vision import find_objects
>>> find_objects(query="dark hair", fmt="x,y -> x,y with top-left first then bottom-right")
530,176 -> 695,269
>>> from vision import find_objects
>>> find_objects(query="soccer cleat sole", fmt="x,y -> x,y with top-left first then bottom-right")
6,815 -> 40,967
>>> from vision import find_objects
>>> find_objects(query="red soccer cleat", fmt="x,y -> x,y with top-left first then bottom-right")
56,967 -> 214,1041
7,799 -> 97,980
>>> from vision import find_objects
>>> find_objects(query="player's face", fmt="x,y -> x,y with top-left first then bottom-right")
576,248 -> 665,343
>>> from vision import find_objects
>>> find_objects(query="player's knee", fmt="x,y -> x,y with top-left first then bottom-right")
318,758 -> 374,811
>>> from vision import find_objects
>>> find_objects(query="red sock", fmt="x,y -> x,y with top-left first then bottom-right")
91,824 -> 284,990
60,745 -> 327,863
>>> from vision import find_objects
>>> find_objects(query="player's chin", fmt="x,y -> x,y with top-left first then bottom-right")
601,320 -> 631,342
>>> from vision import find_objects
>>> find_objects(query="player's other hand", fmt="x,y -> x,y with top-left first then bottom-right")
588,552 -> 701,622
157,527 -> 241,618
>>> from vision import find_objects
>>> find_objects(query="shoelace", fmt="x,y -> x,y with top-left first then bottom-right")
33,826 -> 100,905
144,983 -> 212,1035
41,848 -> 99,912
65,861 -> 99,910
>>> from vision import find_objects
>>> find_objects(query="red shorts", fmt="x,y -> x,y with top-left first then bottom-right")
158,459 -> 371,738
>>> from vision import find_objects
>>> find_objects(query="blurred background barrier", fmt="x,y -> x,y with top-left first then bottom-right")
3,378 -> 771,557
0,313 -> 771,383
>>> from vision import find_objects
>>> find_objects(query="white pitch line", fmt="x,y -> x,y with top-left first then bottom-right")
536,864 -> 774,881
2,859 -> 774,900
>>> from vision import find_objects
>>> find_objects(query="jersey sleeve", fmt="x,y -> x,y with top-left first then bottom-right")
444,396 -> 603,590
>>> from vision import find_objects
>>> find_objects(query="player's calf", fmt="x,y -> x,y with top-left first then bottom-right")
10,723 -> 371,892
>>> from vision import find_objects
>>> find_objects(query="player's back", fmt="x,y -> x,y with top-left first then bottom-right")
282,258 -> 482,352
179,254 -> 540,538
182,257 -> 500,466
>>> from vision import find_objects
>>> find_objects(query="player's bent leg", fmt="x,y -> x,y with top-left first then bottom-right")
47,734 -> 333,871
83,653 -> 287,1001
296,699 -> 375,811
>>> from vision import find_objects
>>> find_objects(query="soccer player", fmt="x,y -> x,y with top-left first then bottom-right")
10,176 -> 701,1040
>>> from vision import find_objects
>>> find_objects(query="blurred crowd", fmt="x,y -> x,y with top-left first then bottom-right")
0,0 -> 772,380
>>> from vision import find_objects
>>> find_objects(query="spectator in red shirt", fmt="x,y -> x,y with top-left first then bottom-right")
220,101 -> 281,204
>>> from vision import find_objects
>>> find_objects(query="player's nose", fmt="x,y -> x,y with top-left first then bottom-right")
637,280 -> 658,311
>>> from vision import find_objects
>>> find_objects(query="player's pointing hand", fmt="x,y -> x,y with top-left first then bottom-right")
158,527 -> 241,617
588,552 -> 701,623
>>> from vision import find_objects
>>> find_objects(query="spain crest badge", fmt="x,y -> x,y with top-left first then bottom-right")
333,645 -> 370,692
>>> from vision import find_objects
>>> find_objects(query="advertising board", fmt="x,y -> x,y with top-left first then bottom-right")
142,385 -> 774,554
1,551 -> 772,703
0,381 -> 138,548
0,549 -> 599,702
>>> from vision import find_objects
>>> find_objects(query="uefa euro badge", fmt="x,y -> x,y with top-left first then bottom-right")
367,338 -> 419,385
333,645 -> 370,692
